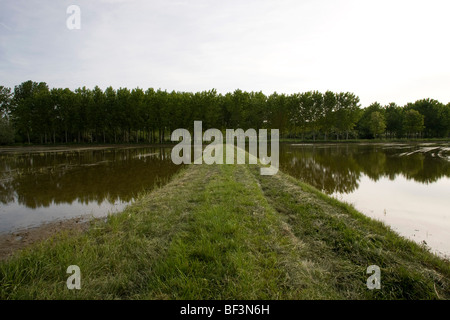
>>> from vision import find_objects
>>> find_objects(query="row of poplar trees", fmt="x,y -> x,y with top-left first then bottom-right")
0,80 -> 449,144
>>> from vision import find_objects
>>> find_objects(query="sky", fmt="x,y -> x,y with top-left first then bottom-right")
1,0 -> 450,107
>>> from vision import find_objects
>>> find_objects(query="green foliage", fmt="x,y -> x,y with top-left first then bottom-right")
403,109 -> 425,138
385,103 -> 404,138
357,99 -> 450,140
369,111 -> 386,138
10,81 -> 50,143
334,92 -> 361,140
0,86 -> 12,118
3,81 -> 450,143
0,118 -> 15,144
407,99 -> 447,138
357,102 -> 384,139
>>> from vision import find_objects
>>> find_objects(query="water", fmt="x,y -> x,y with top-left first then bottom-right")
0,146 -> 181,233
280,142 -> 450,258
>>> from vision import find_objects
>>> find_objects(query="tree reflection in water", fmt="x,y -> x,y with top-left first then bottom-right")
280,143 -> 450,194
1,143 -> 449,207
0,147 -> 181,208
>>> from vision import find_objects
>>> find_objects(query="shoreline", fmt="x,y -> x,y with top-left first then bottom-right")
0,217 -> 92,261
1,138 -> 449,151
0,143 -> 177,155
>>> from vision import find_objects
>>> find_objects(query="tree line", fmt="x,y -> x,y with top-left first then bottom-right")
0,80 -> 449,144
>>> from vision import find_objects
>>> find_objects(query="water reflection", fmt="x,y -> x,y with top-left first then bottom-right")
280,143 -> 450,194
0,147 -> 180,210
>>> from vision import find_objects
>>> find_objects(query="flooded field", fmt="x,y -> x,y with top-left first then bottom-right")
1,142 -> 449,258
0,146 -> 181,234
280,142 -> 450,258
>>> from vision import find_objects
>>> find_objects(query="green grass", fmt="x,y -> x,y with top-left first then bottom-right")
1,157 -> 449,299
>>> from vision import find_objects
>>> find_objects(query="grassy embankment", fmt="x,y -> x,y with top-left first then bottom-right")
1,152 -> 449,299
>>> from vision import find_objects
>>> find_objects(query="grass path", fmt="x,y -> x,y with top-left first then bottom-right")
1,162 -> 449,299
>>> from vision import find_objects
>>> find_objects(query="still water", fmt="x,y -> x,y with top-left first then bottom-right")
0,146 -> 181,233
0,143 -> 449,257
280,142 -> 450,258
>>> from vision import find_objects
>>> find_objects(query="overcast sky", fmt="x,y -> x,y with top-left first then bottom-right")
1,0 -> 450,106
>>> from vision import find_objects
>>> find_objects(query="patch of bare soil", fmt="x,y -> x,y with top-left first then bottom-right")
0,217 -> 91,261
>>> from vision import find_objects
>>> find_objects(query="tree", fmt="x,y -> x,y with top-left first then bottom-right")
73,87 -> 90,143
319,91 -> 336,140
11,81 -> 35,143
335,92 -> 361,140
246,91 -> 267,131
89,86 -> 106,143
369,111 -> 386,138
5,79 -> 448,144
154,89 -> 169,143
33,85 -> 53,143
385,103 -> 403,139
403,109 -> 424,138
201,89 -> 221,129
11,81 -> 49,144
116,87 -> 131,142
297,92 -> 314,139
306,91 -> 324,141
267,92 -> 289,137
143,88 -> 157,143
102,86 -> 117,143
357,102 -> 384,139
223,89 -> 248,129
0,86 -> 12,119
407,99 -> 446,137
130,88 -> 145,142
443,103 -> 450,137
0,117 -> 14,144
287,93 -> 304,138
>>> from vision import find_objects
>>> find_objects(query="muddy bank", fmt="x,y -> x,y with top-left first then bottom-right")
0,217 -> 91,261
